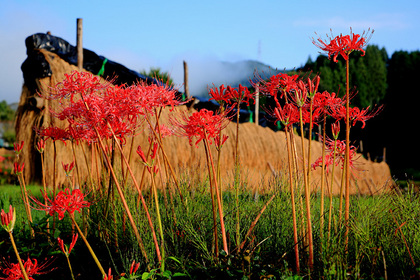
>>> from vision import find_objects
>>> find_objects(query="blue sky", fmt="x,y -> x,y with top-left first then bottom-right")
1,0 -> 419,104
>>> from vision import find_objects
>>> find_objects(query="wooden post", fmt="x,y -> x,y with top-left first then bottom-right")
255,83 -> 259,125
183,61 -> 190,100
383,147 -> 386,162
77,18 -> 83,70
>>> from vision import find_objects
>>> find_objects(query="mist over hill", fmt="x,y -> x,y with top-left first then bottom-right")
173,59 -> 285,98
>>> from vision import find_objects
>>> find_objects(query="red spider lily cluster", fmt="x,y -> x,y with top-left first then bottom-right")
311,137 -> 359,173
172,108 -> 231,147
31,188 -> 90,220
209,84 -> 254,106
253,68 -> 382,174
257,72 -> 381,132
0,257 -> 56,280
38,70 -> 184,145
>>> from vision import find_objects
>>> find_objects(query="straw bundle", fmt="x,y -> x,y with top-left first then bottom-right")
15,49 -> 393,194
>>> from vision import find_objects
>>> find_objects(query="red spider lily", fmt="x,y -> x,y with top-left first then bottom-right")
215,134 -> 229,150
209,84 -> 231,104
62,161 -> 75,176
331,121 -> 341,140
312,137 -> 359,172
129,260 -> 140,275
13,162 -> 24,175
0,257 -> 56,280
44,70 -> 184,146
331,104 -> 383,128
289,80 -> 308,108
31,188 -> 90,220
36,126 -> 69,145
307,75 -> 320,96
311,152 -> 336,174
225,84 -> 254,106
254,72 -> 299,100
148,124 -> 174,141
137,143 -> 159,173
171,108 -> 230,147
312,91 -> 344,116
152,142 -> 159,159
13,141 -> 24,155
57,233 -> 78,256
136,145 -> 148,164
272,103 -> 300,127
103,268 -> 113,280
1,205 -> 16,233
0,156 -> 5,162
36,139 -> 45,153
312,28 -> 374,62
46,71 -> 111,102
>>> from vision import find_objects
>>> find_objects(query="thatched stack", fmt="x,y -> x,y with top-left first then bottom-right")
16,49 -> 393,194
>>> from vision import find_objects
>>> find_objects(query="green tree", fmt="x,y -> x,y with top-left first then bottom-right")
140,67 -> 174,86
303,45 -> 387,108
0,101 -> 15,121
359,45 -> 388,107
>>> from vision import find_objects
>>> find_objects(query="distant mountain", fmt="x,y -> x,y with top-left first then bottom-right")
192,60 -> 285,98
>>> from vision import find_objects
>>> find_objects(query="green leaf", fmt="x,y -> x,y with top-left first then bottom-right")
173,272 -> 187,278
141,272 -> 152,280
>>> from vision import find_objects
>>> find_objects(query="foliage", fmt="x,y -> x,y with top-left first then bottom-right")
140,67 -> 174,86
2,182 -> 420,279
0,101 -> 15,122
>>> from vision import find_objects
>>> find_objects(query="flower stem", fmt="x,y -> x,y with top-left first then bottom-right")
204,136 -> 228,254
285,125 -> 300,273
151,173 -> 165,272
9,231 -> 29,280
298,106 -> 313,269
69,213 -> 106,277
345,58 -> 351,248
65,255 -> 76,280
107,122 -> 161,263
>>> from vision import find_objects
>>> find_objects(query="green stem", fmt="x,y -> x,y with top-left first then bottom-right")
328,138 -> 338,241
285,125 -> 300,273
320,116 -> 327,240
65,255 -> 76,280
69,213 -> 106,277
235,101 -> 241,250
107,122 -> 161,263
298,106 -> 313,269
203,138 -> 219,257
9,232 -> 29,280
345,58 -> 351,248
151,173 -> 165,271
204,135 -> 228,254
79,95 -> 150,267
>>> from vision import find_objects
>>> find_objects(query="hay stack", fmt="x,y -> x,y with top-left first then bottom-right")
16,49 -> 393,194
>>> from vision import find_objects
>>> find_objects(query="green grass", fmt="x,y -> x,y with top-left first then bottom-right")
1,178 -> 419,279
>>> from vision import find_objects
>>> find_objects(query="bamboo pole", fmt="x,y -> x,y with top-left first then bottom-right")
183,61 -> 190,100
77,18 -> 83,70
255,83 -> 259,125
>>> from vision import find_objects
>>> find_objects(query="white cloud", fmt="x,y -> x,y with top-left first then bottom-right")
293,13 -> 410,32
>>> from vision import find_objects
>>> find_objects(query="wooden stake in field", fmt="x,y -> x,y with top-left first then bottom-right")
76,18 -> 83,70
183,61 -> 190,100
